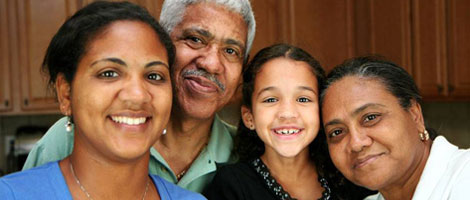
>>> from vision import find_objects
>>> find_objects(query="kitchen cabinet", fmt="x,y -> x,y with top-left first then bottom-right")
412,0 -> 470,100
356,0 -> 470,100
1,0 -> 469,116
0,0 -> 12,112
446,0 -> 470,99
15,0 -> 78,111
0,0 -> 164,115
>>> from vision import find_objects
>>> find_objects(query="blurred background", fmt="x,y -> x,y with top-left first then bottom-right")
1,0 -> 469,176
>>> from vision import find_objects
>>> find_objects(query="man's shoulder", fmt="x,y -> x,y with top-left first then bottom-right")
22,117 -> 74,170
213,115 -> 237,137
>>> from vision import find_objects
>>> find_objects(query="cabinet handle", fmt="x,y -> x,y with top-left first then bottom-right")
4,100 -> 8,107
437,85 -> 443,94
24,98 -> 29,106
448,84 -> 455,93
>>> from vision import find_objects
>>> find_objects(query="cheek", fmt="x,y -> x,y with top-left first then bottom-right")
328,143 -> 349,171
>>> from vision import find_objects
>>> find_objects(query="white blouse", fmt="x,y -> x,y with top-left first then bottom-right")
365,136 -> 470,200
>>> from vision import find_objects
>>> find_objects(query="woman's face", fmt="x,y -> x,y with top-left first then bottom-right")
58,21 -> 172,162
242,58 -> 320,158
321,76 -> 426,190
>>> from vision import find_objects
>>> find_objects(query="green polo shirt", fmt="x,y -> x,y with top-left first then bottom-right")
22,115 -> 237,193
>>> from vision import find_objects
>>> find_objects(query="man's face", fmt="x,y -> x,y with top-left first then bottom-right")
170,2 -> 247,120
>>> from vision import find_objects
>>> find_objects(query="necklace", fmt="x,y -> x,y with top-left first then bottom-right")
176,169 -> 187,181
175,142 -> 208,181
69,161 -> 150,200
251,158 -> 331,200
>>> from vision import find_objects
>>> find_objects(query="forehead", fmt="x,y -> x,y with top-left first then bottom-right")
255,58 -> 318,90
83,21 -> 167,62
322,76 -> 398,114
172,2 -> 247,44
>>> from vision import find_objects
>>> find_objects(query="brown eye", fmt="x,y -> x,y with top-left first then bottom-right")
147,73 -> 162,81
185,36 -> 205,49
297,97 -> 311,103
329,129 -> 343,138
364,114 -> 377,122
262,97 -> 278,103
99,70 -> 118,78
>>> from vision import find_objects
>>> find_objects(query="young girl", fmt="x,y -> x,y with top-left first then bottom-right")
204,44 -> 371,200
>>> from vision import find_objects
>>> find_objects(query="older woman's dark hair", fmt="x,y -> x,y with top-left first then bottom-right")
235,44 -> 373,199
320,56 -> 438,140
42,1 -> 175,88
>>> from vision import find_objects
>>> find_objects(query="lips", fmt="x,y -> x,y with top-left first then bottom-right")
184,76 -> 219,93
353,153 -> 385,169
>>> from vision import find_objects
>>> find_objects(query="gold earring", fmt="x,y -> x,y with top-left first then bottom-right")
419,129 -> 429,141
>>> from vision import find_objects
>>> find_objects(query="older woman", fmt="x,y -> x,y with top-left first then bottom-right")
0,2 -> 204,199
320,56 -> 470,200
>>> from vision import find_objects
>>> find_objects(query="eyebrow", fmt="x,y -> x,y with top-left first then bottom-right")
225,38 -> 246,53
183,27 -> 213,39
145,61 -> 169,68
91,57 -> 126,67
256,86 -> 317,98
323,103 -> 386,127
91,57 -> 168,68
184,27 -> 246,52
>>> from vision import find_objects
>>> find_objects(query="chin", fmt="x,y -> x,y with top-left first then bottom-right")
352,175 -> 388,191
275,148 -> 304,158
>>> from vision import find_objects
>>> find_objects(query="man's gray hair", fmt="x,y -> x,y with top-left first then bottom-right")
159,0 -> 256,59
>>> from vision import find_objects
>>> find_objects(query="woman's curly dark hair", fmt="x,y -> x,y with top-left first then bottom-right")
234,44 -> 374,199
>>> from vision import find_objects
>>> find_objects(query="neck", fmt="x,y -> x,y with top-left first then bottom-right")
60,148 -> 152,199
153,108 -> 215,176
261,147 -> 316,182
380,140 -> 432,200
156,110 -> 214,151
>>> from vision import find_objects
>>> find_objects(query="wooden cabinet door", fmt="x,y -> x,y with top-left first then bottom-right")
354,0 -> 412,73
16,0 -> 78,111
249,0 -> 290,57
79,0 -> 164,18
411,0 -> 448,99
289,0 -> 355,72
447,0 -> 470,98
0,0 -> 12,112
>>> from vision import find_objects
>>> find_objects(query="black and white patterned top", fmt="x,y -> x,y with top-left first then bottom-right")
250,158 -> 332,200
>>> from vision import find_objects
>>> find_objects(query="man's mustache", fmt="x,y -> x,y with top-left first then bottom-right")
182,69 -> 226,92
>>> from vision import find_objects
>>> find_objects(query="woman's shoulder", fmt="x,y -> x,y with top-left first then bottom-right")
0,161 -> 71,199
150,174 -> 206,200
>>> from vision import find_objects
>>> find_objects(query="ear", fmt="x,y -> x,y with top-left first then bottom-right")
241,105 -> 255,130
408,99 -> 425,131
56,73 -> 72,116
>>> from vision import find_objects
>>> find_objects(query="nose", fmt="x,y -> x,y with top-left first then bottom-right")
277,100 -> 299,120
195,44 -> 224,75
349,127 -> 372,153
119,76 -> 151,109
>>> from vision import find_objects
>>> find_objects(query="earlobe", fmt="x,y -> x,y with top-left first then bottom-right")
55,74 -> 72,116
241,106 -> 255,130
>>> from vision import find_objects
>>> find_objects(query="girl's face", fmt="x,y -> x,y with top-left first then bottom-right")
242,57 -> 320,158
57,21 -> 172,162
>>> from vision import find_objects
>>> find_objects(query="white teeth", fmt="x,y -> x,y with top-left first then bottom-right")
275,129 -> 300,135
111,116 -> 147,125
